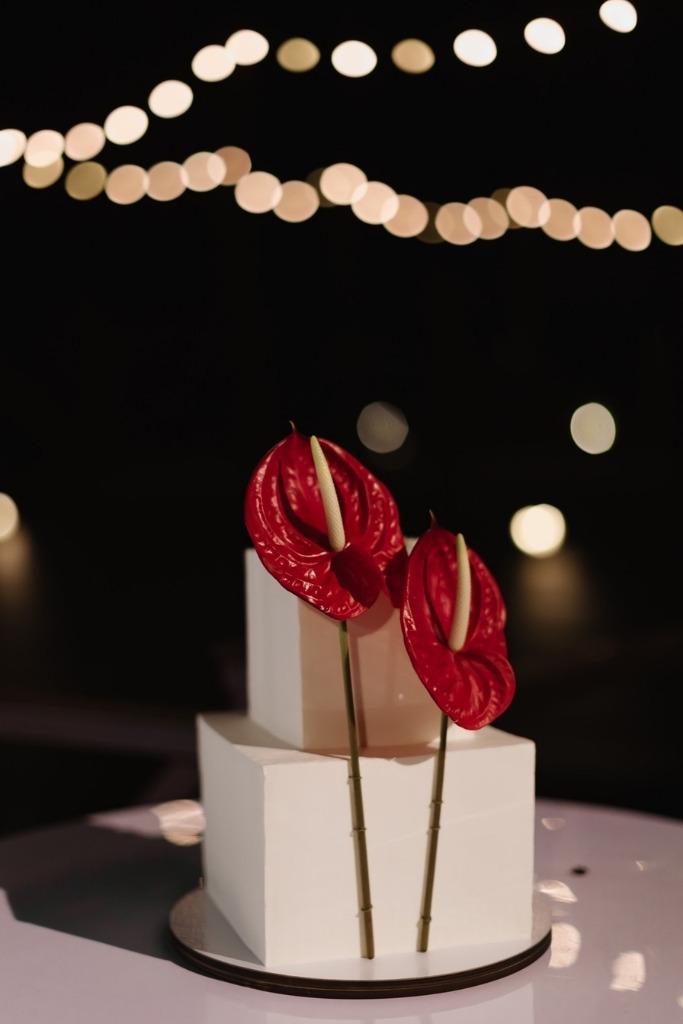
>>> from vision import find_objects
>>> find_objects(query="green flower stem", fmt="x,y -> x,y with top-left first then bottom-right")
417,710 -> 449,952
338,619 -> 375,960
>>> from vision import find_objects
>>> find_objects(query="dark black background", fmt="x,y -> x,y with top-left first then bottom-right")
1,2 -> 681,834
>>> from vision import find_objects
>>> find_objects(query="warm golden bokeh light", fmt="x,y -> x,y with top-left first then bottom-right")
319,163 -> 367,205
599,0 -> 638,32
23,158 -> 63,189
0,494 -> 20,542
540,198 -> 579,241
64,161 -> 107,200
64,122 -> 105,161
524,18 -> 566,54
225,29 -> 269,66
357,402 -> 409,453
416,201 -> 445,244
147,161 -> 188,201
351,181 -> 399,225
104,106 -> 149,145
468,197 -> 508,239
612,208 -> 651,251
383,195 -> 429,238
182,151 -> 226,192
191,44 -> 236,82
570,402 -> 616,454
0,128 -> 26,167
148,80 -> 193,118
105,164 -> 148,204
215,145 -> 252,185
652,205 -> 683,246
24,130 -> 64,168
273,180 -> 319,222
506,186 -> 549,228
453,30 -> 497,67
234,170 -> 283,212
435,203 -> 482,244
276,37 -> 320,72
331,40 -> 377,77
391,38 -> 435,74
575,206 -> 614,248
510,504 -> 566,557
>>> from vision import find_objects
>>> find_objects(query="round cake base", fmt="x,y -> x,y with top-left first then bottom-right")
169,889 -> 551,999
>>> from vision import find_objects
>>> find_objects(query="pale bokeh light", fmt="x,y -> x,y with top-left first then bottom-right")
468,197 -> 508,239
319,163 -> 367,205
524,18 -> 566,54
274,180 -> 319,222
0,494 -> 20,542
24,129 -> 64,168
151,799 -> 205,846
148,80 -> 193,118
357,402 -> 409,453
652,205 -> 683,246
183,151 -> 226,192
331,40 -> 377,77
384,195 -> 429,238
351,181 -> 399,224
612,208 -> 651,251
105,164 -> 148,204
23,158 -> 64,189
506,186 -> 549,228
610,951 -> 646,992
64,122 -> 105,161
225,29 -> 269,66
276,37 -> 320,72
0,128 -> 26,167
575,206 -> 614,249
549,923 -> 582,968
453,30 -> 497,67
540,198 -> 579,241
65,161 -> 107,200
215,145 -> 252,185
391,38 -> 435,74
570,402 -> 616,454
510,504 -> 566,557
104,106 -> 149,145
147,161 -> 188,201
599,0 -> 638,32
191,44 -> 236,82
234,170 -> 283,212
435,202 -> 482,244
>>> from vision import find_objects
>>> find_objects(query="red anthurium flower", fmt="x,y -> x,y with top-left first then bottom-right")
245,427 -> 407,620
400,519 -> 516,729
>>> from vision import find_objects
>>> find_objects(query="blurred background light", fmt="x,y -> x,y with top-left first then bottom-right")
612,208 -> 651,251
453,30 -> 497,67
191,44 -> 236,81
24,130 -> 64,168
570,402 -> 617,454
331,40 -> 377,77
351,180 -> 399,224
599,1 -> 638,33
23,158 -> 63,189
0,494 -> 20,542
215,146 -> 251,185
356,402 -> 409,453
0,128 -> 26,166
225,29 -> 269,66
541,198 -> 579,241
319,163 -> 367,205
104,106 -> 149,145
273,180 -> 319,222
391,38 -> 435,74
64,122 -> 105,161
435,202 -> 482,244
183,151 -> 226,192
575,206 -> 614,249
524,18 -> 566,54
146,161 -> 188,201
234,170 -> 283,212
276,37 -> 320,72
468,196 -> 508,239
383,195 -> 429,238
105,164 -> 148,204
65,161 -> 107,200
652,206 -> 683,246
148,80 -> 193,118
510,504 -> 566,557
506,186 -> 549,228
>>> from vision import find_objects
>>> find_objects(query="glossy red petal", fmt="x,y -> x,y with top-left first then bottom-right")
245,428 -> 406,619
400,522 -> 515,729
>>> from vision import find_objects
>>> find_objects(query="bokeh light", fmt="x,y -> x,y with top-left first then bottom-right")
23,158 -> 63,189
148,80 -> 193,118
273,180 -> 319,222
105,164 -> 148,204
506,186 -> 549,228
435,202 -> 482,244
384,195 -> 429,238
453,30 -> 497,67
652,206 -> 683,246
0,494 -> 20,542
147,161 -> 188,201
524,18 -> 566,54
215,146 -> 251,185
510,504 -> 566,557
276,38 -> 320,72
612,208 -> 651,251
104,106 -> 149,145
357,402 -> 409,453
0,128 -> 26,167
391,39 -> 435,74
225,29 -> 269,66
468,197 -> 508,239
234,171 -> 283,212
65,161 -> 107,200
24,130 -> 64,168
64,122 -> 105,161
191,44 -> 236,82
351,181 -> 399,224
331,40 -> 377,77
570,402 -> 616,454
183,151 -> 226,192
599,1 -> 638,32
540,198 -> 579,241
575,206 -> 614,249
319,163 -> 367,205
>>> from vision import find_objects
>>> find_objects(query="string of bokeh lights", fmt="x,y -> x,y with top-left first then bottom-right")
3,2 -> 683,249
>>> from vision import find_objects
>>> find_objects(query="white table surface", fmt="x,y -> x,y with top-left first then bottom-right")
1,797 -> 682,1023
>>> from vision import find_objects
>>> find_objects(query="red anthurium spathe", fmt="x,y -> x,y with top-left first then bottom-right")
245,427 -> 407,620
401,519 -> 515,729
